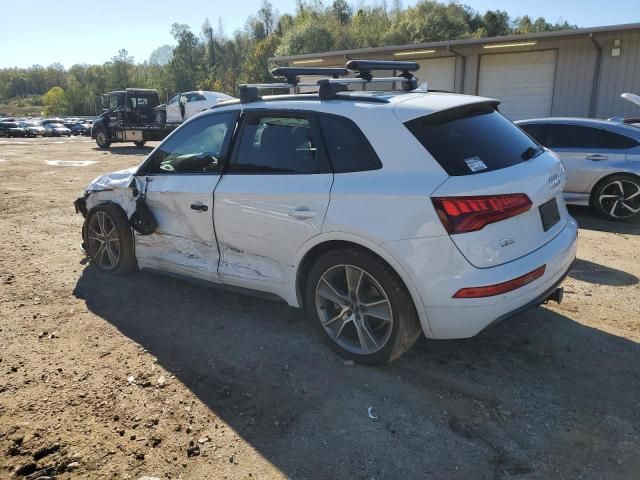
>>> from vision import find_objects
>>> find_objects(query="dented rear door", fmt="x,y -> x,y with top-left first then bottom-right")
214,110 -> 332,289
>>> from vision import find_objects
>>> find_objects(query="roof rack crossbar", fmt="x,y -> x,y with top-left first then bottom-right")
237,59 -> 422,102
270,67 -> 349,85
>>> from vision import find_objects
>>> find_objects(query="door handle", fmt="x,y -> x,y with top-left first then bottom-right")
586,154 -> 608,161
288,207 -> 316,220
190,203 -> 208,212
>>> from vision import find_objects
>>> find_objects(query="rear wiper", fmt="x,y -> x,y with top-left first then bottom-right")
521,145 -> 544,160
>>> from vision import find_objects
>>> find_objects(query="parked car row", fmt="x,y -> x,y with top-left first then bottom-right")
0,116 -> 94,138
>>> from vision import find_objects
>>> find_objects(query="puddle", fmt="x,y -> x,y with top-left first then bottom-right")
46,160 -> 97,167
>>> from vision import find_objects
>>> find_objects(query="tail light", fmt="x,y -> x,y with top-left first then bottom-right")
432,193 -> 532,234
453,265 -> 546,298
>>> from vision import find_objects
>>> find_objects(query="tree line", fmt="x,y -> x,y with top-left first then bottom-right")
0,0 -> 576,116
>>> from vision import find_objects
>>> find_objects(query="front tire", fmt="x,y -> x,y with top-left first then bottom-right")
592,174 -> 640,221
304,248 -> 422,364
95,128 -> 111,149
83,204 -> 137,275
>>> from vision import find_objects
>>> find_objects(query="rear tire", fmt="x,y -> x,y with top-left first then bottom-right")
304,248 -> 422,364
592,174 -> 640,221
134,140 -> 146,148
95,128 -> 111,149
83,204 -> 137,275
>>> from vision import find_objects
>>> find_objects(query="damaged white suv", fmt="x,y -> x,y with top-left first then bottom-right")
75,80 -> 577,364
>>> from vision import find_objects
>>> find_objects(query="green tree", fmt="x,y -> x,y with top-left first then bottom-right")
482,10 -> 511,37
42,86 -> 68,115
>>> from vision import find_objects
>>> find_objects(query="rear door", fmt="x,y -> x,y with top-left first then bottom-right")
214,110 -> 333,288
544,124 -> 624,193
405,103 -> 568,268
134,111 -> 238,281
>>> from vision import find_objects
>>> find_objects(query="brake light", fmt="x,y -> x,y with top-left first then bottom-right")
432,194 -> 532,234
453,265 -> 546,298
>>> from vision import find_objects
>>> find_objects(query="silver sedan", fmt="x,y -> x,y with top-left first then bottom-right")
516,116 -> 640,221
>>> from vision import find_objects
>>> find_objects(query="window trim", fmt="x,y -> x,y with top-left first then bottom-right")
137,110 -> 240,176
224,109 -> 332,175
315,112 -> 382,173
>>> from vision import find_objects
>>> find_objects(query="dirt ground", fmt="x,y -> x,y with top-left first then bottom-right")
1,137 -> 639,480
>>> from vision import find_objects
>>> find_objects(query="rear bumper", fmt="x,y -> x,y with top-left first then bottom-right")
383,216 -> 578,339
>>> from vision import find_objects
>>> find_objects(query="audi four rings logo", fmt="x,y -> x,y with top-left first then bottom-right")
548,173 -> 562,189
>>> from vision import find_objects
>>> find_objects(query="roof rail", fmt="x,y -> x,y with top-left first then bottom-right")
237,59 -> 422,102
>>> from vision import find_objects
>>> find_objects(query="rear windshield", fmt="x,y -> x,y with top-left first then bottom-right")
404,103 -> 539,176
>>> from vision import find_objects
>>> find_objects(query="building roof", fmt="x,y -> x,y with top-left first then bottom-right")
271,22 -> 640,63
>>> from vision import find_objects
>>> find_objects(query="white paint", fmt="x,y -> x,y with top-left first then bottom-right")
478,50 -> 557,120
166,90 -> 235,123
78,92 -> 579,342
47,160 -> 97,167
84,167 -> 140,218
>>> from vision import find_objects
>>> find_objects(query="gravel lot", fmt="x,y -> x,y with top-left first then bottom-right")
1,137 -> 639,479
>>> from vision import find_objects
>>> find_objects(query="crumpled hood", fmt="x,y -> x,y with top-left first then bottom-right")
85,166 -> 141,218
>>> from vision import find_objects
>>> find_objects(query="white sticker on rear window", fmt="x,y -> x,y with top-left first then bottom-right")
464,156 -> 487,172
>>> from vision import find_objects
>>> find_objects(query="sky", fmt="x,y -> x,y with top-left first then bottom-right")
0,0 -> 637,68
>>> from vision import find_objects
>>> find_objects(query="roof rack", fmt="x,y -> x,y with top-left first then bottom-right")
237,59 -> 423,103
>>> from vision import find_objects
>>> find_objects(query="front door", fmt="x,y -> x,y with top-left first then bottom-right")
134,111 -> 238,281
214,110 -> 333,290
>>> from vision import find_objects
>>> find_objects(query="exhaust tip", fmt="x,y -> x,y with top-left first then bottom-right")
545,287 -> 564,304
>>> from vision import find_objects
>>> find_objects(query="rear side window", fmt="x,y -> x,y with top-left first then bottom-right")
404,103 -> 537,176
604,131 -> 639,149
546,124 -> 604,149
230,112 -> 328,174
317,114 -> 382,173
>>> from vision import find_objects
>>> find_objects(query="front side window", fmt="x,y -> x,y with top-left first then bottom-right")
405,103 -> 538,176
229,112 -> 327,174
142,112 -> 237,174
168,94 -> 180,105
109,94 -> 120,110
546,124 -> 604,149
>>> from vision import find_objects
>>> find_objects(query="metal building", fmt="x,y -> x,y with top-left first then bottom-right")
271,23 -> 640,121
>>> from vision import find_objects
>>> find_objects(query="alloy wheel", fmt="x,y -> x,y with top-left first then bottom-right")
598,179 -> 640,219
315,264 -> 393,355
87,211 -> 120,270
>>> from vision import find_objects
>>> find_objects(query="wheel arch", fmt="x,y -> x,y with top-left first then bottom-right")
291,233 -> 433,338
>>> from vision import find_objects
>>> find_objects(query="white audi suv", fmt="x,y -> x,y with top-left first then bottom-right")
75,72 -> 577,364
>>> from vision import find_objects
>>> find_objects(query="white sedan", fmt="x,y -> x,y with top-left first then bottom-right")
165,91 -> 234,123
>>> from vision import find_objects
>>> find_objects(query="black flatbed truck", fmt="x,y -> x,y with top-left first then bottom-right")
92,88 -> 177,149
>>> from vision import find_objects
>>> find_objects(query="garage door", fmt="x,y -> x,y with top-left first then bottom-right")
416,57 -> 456,91
478,50 -> 557,121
